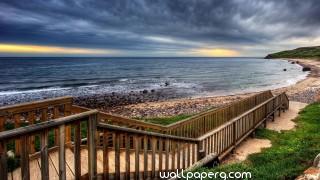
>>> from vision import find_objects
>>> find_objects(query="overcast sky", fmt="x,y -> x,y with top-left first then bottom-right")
1,0 -> 320,57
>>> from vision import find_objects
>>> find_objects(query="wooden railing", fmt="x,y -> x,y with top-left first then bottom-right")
197,92 -> 289,160
0,91 -> 289,179
72,105 -> 165,133
0,97 -> 73,156
96,123 -> 198,179
72,91 -> 273,137
165,91 -> 273,137
0,110 -> 98,180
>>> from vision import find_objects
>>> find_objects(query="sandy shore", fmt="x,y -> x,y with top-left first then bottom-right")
98,58 -> 320,118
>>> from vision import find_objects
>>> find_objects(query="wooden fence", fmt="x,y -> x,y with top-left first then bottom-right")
72,90 -> 273,137
0,91 -> 289,179
197,93 -> 288,160
0,97 -> 73,156
0,110 -> 98,180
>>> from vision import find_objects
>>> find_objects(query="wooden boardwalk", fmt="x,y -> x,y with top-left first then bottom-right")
0,91 -> 289,180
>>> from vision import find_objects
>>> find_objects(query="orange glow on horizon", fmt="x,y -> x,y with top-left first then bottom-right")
0,43 -> 114,55
194,48 -> 240,57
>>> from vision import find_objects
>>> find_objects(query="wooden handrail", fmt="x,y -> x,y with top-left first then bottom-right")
97,122 -> 197,142
0,110 -> 98,140
0,96 -> 73,115
167,90 -> 272,128
0,110 -> 98,180
197,93 -> 283,141
196,92 -> 288,160
71,90 -> 273,137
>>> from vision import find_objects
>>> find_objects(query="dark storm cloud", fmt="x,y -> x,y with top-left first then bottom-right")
0,0 -> 320,55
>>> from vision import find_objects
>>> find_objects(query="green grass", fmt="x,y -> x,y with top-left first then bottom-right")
194,103 -> 320,180
265,46 -> 320,59
137,114 -> 193,125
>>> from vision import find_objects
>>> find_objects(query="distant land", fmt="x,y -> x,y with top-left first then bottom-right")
265,46 -> 320,59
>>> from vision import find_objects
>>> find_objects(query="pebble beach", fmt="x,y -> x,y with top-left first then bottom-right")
90,58 -> 320,118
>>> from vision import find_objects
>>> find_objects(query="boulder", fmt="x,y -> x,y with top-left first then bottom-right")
314,153 -> 320,168
283,68 -> 287,71
302,67 -> 311,71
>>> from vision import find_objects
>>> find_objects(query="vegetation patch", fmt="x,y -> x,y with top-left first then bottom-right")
194,103 -> 320,180
137,114 -> 192,125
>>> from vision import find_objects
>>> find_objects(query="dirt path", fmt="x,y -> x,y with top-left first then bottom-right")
267,101 -> 307,132
222,101 -> 307,164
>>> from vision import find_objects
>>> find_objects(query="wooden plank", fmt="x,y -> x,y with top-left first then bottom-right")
87,114 -> 97,180
134,136 -> 139,180
177,142 -> 180,170
41,109 -> 48,122
74,121 -> 81,180
125,133 -> 130,180
27,112 -> 36,154
192,143 -> 196,164
182,143 -> 186,169
53,107 -> 60,146
114,133 -> 120,180
14,114 -> 21,155
64,104 -> 72,144
58,125 -> 66,180
20,135 -> 30,180
187,143 -> 191,167
40,130 -> 49,180
171,141 -> 175,170
0,140 -> 8,180
103,130 -> 109,180
143,135 -> 148,179
165,138 -> 169,172
158,138 -> 163,174
151,137 -> 156,178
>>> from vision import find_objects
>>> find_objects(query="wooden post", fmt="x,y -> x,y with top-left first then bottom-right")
103,130 -> 109,180
40,130 -> 49,180
14,114 -> 21,156
134,135 -> 140,180
21,136 -> 30,180
28,112 -> 36,154
143,135 -> 148,179
125,133 -> 131,180
0,116 -> 4,173
53,107 -> 60,146
0,140 -> 8,180
64,103 -> 72,145
88,114 -> 97,180
59,125 -> 66,180
197,141 -> 205,161
74,121 -> 81,180
114,133 -> 120,180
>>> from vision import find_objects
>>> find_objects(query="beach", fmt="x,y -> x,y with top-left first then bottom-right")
92,58 -> 320,118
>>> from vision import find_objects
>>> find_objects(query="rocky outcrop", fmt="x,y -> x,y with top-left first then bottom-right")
296,153 -> 320,180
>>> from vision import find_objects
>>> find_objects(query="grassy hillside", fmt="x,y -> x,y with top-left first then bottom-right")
265,46 -> 320,59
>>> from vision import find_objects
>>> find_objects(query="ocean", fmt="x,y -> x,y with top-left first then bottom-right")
0,57 -> 308,105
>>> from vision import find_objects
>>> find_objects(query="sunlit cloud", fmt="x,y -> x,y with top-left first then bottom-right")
191,48 -> 241,57
0,44 -> 116,55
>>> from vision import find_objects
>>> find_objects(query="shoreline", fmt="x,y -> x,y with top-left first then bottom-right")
98,58 -> 320,118
0,58 -> 318,118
